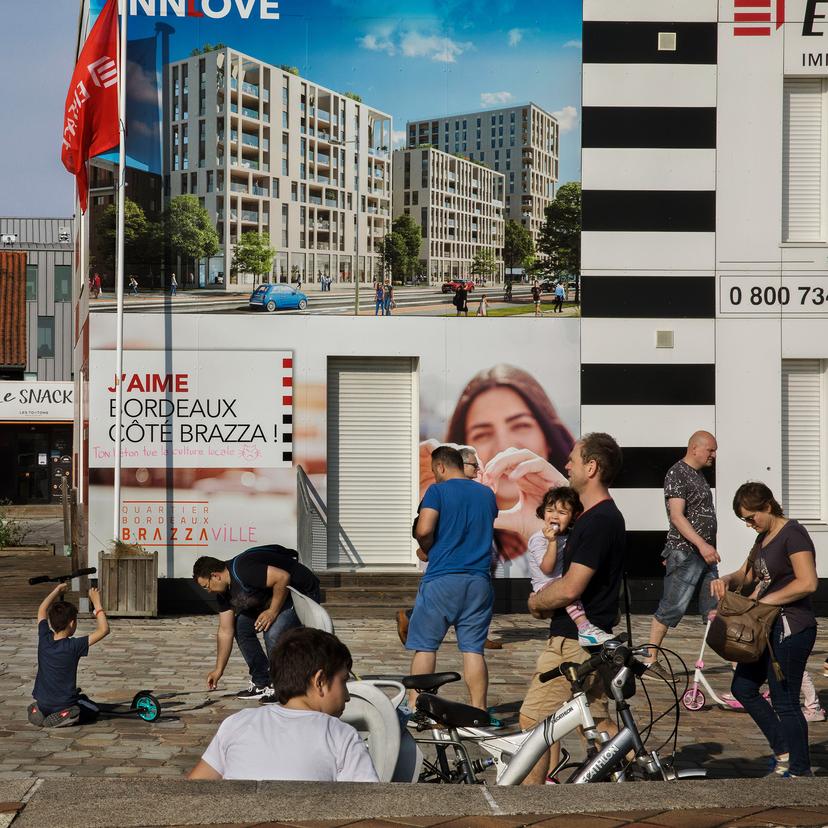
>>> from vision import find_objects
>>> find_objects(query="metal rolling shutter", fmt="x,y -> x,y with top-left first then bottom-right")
783,78 -> 824,243
327,356 -> 417,566
781,359 -> 824,521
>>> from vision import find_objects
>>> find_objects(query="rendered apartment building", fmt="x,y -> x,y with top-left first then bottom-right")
165,47 -> 392,288
406,103 -> 558,242
392,147 -> 505,283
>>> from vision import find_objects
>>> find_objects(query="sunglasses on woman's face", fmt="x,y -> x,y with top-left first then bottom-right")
739,513 -> 758,525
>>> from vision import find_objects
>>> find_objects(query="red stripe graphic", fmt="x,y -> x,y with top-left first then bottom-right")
735,0 -> 769,5
777,0 -> 785,28
735,12 -> 771,20
734,26 -> 772,35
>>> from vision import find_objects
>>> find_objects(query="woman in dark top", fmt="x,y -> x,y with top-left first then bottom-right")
711,481 -> 819,777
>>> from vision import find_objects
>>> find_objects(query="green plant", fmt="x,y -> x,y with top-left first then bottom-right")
0,501 -> 30,549
109,539 -> 148,558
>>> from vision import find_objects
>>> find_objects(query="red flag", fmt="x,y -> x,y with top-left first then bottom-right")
61,0 -> 120,213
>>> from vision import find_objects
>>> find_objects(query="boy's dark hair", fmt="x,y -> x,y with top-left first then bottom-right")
49,600 -> 78,633
580,432 -> 623,486
430,444 -> 464,471
192,556 -> 228,580
269,628 -> 353,704
536,486 -> 584,521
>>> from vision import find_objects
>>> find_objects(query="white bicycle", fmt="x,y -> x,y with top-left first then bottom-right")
352,637 -> 705,785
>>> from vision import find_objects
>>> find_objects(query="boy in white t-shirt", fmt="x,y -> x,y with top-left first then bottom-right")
188,628 -> 378,782
527,486 -> 613,648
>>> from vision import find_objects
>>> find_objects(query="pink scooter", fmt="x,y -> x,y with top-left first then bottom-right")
681,618 -> 768,711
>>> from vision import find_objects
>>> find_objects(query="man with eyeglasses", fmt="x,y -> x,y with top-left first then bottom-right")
643,431 -> 720,680
193,545 -> 320,702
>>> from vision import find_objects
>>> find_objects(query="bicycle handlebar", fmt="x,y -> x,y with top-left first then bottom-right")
538,636 -> 645,685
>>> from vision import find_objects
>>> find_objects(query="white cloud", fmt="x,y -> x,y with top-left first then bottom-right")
507,28 -> 523,47
359,29 -> 395,55
562,39 -> 581,49
400,31 -> 473,63
480,91 -> 513,107
552,105 -> 579,133
391,129 -> 407,149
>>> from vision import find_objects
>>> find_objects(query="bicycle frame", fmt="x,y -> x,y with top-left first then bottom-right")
494,691 -> 599,785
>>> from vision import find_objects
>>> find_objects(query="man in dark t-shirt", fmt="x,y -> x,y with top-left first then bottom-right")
519,433 -> 626,785
194,545 -> 320,701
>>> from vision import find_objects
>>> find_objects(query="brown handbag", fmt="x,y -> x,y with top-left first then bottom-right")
706,542 -> 783,675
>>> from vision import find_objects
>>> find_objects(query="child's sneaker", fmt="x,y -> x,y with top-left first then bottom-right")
258,686 -> 278,704
27,702 -> 44,727
42,706 -> 80,728
803,706 -> 826,723
578,623 -> 614,648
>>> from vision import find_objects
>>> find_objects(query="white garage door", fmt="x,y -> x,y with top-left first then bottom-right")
327,356 -> 418,567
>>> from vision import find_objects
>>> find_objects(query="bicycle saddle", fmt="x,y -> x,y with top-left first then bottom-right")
415,693 -> 491,728
400,671 -> 461,693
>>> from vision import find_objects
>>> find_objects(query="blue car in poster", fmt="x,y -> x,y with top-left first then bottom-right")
249,283 -> 309,312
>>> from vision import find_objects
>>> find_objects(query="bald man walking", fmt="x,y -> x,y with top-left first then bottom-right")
644,431 -> 720,680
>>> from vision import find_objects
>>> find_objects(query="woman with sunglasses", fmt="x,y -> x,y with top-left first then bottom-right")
710,481 -> 818,778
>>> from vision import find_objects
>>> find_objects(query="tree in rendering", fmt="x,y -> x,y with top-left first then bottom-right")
503,219 -> 534,282
377,231 -> 408,281
95,197 -> 161,281
392,214 -> 422,281
164,195 -> 220,281
471,248 -> 499,282
537,182 -> 581,279
232,231 -> 275,282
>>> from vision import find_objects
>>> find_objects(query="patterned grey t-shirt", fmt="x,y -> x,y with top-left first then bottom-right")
663,460 -> 717,555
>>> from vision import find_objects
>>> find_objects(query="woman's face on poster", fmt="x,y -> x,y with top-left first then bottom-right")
464,386 -> 549,503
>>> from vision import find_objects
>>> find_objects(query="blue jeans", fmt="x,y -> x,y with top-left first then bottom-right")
234,596 -> 301,687
731,620 -> 816,776
654,547 -> 718,627
375,299 -> 383,315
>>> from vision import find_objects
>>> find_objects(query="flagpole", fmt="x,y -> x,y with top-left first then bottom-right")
113,0 -> 128,542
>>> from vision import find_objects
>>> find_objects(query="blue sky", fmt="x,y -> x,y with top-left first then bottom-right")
0,0 -> 582,216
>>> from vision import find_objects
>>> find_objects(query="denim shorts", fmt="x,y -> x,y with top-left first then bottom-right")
654,547 -> 718,628
406,573 -> 494,654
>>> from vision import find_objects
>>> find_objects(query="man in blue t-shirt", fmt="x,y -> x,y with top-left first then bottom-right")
407,445 -> 498,709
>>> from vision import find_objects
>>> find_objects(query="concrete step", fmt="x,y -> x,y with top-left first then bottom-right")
327,604 -> 408,620
318,572 -> 421,588
320,586 -> 419,604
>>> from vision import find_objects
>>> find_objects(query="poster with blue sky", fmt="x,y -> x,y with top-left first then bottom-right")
86,0 -> 581,310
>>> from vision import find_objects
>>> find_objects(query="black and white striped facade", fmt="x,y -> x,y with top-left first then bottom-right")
581,0 -> 828,582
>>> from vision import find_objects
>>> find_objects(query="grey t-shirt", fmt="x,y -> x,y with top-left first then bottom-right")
663,460 -> 717,555
753,519 -> 816,636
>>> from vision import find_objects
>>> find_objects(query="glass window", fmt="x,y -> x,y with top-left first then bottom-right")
54,265 -> 71,302
26,264 -> 37,300
37,317 -> 54,359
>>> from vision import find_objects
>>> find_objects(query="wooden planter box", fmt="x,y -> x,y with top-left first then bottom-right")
100,551 -> 158,617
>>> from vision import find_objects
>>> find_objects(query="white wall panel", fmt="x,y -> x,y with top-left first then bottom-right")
716,30 -> 784,263
583,64 -> 717,108
581,232 -> 715,272
581,405 -> 716,446
715,319 -> 783,572
782,320 -> 828,357
581,319 -> 715,364
582,149 -> 717,192
584,0 -> 717,21
609,488 -> 671,532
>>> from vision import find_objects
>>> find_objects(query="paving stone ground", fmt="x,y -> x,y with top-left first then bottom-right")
1,613 -> 828,784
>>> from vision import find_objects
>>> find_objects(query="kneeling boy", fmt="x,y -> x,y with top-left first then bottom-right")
188,628 -> 378,782
28,583 -> 110,727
